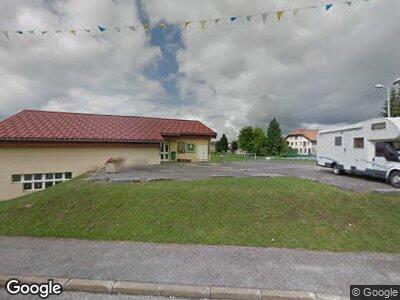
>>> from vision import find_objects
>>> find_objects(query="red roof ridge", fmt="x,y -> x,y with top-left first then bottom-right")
20,109 -> 202,123
0,109 -> 217,144
286,128 -> 318,141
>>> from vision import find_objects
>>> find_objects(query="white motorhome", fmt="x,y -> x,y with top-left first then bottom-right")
317,117 -> 400,187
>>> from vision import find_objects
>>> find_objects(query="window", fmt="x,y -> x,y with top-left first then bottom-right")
177,142 -> 185,154
23,183 -> 32,190
334,136 -> 342,146
372,122 -> 386,130
303,141 -> 307,146
354,137 -> 364,149
187,143 -> 195,153
376,142 -> 400,162
12,175 -> 21,183
12,172 -> 72,192
45,182 -> 54,188
34,182 -> 43,190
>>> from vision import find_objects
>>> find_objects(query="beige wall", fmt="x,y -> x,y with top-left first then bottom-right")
0,144 -> 160,201
166,138 -> 210,163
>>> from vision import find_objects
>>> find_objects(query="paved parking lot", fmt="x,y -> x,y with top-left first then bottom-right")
92,160 -> 390,192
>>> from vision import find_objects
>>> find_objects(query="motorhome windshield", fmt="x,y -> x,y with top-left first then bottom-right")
376,142 -> 400,162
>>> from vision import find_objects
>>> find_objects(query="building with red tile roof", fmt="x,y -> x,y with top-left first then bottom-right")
285,128 -> 318,155
0,110 -> 217,201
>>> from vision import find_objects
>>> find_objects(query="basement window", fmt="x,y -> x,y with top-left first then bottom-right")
12,172 -> 73,191
12,175 -> 21,183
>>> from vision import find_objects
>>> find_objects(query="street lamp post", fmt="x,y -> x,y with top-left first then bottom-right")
375,78 -> 400,118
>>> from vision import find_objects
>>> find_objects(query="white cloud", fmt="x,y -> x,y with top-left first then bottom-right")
146,0 -> 400,137
0,0 -> 399,140
0,0 -> 165,118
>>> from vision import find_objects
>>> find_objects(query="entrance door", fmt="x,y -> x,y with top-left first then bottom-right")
198,145 -> 208,161
161,142 -> 169,162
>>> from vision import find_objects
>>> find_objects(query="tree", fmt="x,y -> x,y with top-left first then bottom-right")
238,126 -> 254,152
281,140 -> 298,156
216,134 -> 229,153
252,127 -> 267,155
231,140 -> 238,154
265,118 -> 285,156
381,88 -> 400,117
394,88 -> 400,117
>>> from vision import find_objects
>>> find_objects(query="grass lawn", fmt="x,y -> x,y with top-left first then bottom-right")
0,176 -> 399,253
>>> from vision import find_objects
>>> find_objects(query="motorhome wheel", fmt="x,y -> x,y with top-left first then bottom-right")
389,171 -> 400,188
332,164 -> 342,175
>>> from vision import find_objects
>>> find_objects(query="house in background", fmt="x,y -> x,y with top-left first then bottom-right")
285,129 -> 318,155
0,110 -> 216,201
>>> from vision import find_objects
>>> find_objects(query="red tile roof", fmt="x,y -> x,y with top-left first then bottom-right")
286,128 -> 318,141
0,110 -> 217,144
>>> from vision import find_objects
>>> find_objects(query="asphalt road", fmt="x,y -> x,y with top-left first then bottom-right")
93,160 -> 390,192
1,237 -> 399,296
0,288 -> 170,299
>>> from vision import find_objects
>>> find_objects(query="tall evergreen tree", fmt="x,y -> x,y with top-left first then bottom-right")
216,134 -> 229,153
252,127 -> 267,155
265,118 -> 285,156
381,88 -> 399,117
238,126 -> 254,152
394,88 -> 400,117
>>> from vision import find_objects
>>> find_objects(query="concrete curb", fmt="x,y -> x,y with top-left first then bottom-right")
0,274 -> 346,299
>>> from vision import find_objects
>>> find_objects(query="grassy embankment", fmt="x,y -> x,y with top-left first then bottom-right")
0,176 -> 399,252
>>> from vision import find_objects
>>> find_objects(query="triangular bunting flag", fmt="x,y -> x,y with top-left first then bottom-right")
262,13 -> 268,24
230,17 -> 237,22
293,9 -> 299,17
42,31 -> 48,35
277,11 -> 284,21
55,30 -> 62,33
246,15 -> 252,22
98,26 -> 106,32
214,19 -> 221,25
114,27 -> 121,32
3,31 -> 9,40
325,4 -> 333,11
128,26 -> 135,31
200,20 -> 206,30
85,29 -> 90,33
15,31 -> 23,34
184,21 -> 191,28
29,31 -> 35,34
345,1 -> 352,6
69,30 -> 76,35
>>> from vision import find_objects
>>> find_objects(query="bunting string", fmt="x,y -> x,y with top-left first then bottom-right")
1,0 -> 370,40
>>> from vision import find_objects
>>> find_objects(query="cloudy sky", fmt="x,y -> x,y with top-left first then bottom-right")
0,0 -> 399,138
